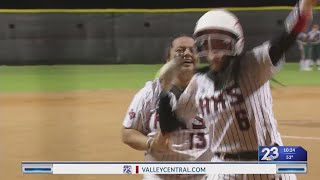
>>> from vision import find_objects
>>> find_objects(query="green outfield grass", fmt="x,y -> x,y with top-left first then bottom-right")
0,63 -> 319,92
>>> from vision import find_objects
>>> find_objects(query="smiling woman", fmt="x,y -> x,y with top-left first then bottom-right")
121,35 -> 212,180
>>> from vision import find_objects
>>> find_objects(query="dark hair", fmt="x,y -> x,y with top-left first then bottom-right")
164,34 -> 193,61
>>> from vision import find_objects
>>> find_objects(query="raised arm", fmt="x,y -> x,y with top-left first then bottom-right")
241,0 -> 316,87
159,55 -> 184,91
269,0 -> 316,65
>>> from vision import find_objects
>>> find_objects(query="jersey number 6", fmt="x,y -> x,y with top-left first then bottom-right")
235,109 -> 250,131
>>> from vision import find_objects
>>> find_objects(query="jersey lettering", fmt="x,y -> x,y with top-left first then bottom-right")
192,116 -> 206,129
199,82 -> 251,131
199,98 -> 210,115
213,93 -> 226,111
190,132 -> 207,149
235,110 -> 250,130
189,116 -> 207,149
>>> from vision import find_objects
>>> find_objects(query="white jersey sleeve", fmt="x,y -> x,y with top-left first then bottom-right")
122,81 -> 155,134
241,42 -> 283,86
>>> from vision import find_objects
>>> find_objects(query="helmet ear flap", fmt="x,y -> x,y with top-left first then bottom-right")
233,21 -> 244,56
234,38 -> 244,55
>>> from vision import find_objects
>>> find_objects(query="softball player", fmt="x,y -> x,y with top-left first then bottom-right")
122,35 -> 211,180
158,0 -> 315,179
308,23 -> 320,70
297,32 -> 312,71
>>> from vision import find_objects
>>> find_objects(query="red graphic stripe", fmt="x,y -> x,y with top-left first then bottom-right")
135,166 -> 139,174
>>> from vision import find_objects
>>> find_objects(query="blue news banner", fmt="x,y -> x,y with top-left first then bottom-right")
258,146 -> 307,161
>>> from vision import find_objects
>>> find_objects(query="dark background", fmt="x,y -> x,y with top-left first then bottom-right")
0,0 -> 314,65
1,0 -> 298,9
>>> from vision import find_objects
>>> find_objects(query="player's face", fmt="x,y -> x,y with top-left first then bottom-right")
207,51 -> 230,72
168,37 -> 196,72
195,30 -> 236,72
312,24 -> 319,31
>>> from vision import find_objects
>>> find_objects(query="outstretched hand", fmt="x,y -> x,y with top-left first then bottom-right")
300,0 -> 317,16
159,53 -> 184,91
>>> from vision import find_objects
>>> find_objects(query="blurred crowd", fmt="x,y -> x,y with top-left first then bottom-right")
297,23 -> 320,71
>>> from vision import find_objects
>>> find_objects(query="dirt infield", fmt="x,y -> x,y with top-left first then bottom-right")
1,87 -> 319,180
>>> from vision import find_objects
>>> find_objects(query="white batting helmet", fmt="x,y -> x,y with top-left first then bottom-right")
193,9 -> 244,56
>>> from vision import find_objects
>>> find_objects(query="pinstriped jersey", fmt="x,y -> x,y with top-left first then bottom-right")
122,78 -> 211,180
177,42 -> 284,154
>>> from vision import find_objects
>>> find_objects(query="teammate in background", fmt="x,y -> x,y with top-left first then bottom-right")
308,23 -> 320,70
158,0 -> 316,179
297,32 -> 312,71
121,35 -> 210,180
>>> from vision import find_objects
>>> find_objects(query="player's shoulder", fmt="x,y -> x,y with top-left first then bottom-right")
135,79 -> 160,101
190,68 -> 211,86
142,78 -> 160,90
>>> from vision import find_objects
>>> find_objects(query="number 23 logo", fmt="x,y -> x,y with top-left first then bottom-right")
261,147 -> 279,160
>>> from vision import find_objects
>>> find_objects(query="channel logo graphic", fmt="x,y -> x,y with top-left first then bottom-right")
261,147 -> 279,161
259,146 -> 307,161
123,165 -> 132,174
